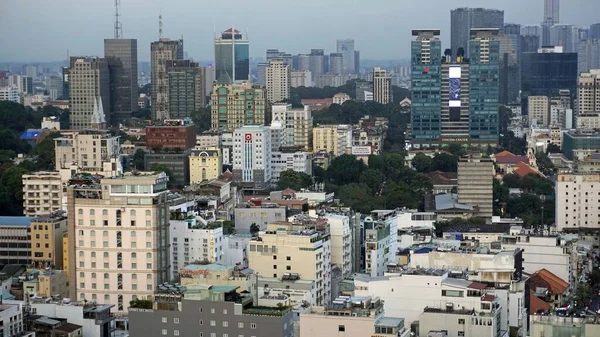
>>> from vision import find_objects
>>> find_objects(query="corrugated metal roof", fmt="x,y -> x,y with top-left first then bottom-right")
0,216 -> 32,227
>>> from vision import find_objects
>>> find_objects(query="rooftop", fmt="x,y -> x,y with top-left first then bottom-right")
0,216 -> 32,227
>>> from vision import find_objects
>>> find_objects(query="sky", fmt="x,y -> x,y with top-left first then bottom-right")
1,0 -> 600,62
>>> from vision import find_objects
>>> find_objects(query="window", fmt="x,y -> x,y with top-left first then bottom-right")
174,331 -> 179,336
273,255 -> 277,260
79,272 -> 84,278
161,330 -> 167,336
162,317 -> 167,323
174,318 -> 179,324
458,332 -> 465,337
251,323 -> 256,329
210,320 -> 216,327
104,273 -> 109,279
238,322 -> 244,328
132,274 -> 137,280
105,294 -> 110,301
223,309 -> 227,314
286,256 -> 291,260
458,319 -> 465,324
104,252 -> 109,257
273,265 -> 277,269
211,308 -> 215,314
91,252 -> 96,257
222,321 -> 228,327
147,253 -> 152,259
286,266 -> 291,270
210,334 -> 216,337
199,319 -> 203,325
132,252 -> 137,259
338,325 -> 345,332
103,209 -> 108,215
200,334 -> 203,337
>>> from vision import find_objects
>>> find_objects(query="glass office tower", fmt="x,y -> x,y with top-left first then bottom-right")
214,28 -> 249,82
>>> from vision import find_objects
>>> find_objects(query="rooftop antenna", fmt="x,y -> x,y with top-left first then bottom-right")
159,13 -> 163,40
114,0 -> 122,39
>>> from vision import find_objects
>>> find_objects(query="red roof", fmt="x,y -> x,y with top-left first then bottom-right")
482,294 -> 496,302
529,290 -> 552,314
282,188 -> 296,196
495,150 -> 529,165
467,282 -> 487,290
529,269 -> 569,295
513,162 -> 540,177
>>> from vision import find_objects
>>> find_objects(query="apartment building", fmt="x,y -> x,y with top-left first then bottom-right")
312,125 -> 352,157
373,67 -> 392,104
67,172 -> 170,314
248,225 -> 332,305
169,220 -> 224,279
54,130 -> 121,175
271,103 -> 313,151
22,171 -> 66,217
419,301 -> 504,337
300,296 -> 411,337
31,215 -> 67,269
458,154 -> 494,218
528,96 -> 549,127
271,150 -> 312,183
266,60 -> 291,104
210,81 -> 266,131
0,216 -> 32,265
188,148 -> 222,184
323,214 -> 353,277
363,217 -> 391,277
232,125 -> 272,190
68,57 -> 110,129
555,172 -> 600,231
576,112 -> 600,129
0,303 -> 26,337
291,70 -> 312,88
578,70 -> 600,115
128,285 -> 294,337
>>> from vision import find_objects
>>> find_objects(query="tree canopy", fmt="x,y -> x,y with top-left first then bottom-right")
276,170 -> 312,191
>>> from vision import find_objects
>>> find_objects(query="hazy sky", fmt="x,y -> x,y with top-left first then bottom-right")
2,0 -> 599,62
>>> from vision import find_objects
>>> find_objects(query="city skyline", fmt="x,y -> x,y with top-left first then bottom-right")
2,0 -> 600,62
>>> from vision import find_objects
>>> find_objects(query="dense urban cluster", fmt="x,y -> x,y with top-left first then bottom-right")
2,1 -> 600,337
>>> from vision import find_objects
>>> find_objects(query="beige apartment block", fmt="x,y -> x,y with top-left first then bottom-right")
458,154 -> 494,218
68,57 -> 110,129
313,125 -> 350,157
556,172 -> 600,231
22,171 -> 65,217
266,60 -> 290,104
528,96 -> 549,127
54,130 -> 120,174
578,70 -> 600,115
31,215 -> 67,269
373,67 -> 392,104
67,172 -> 170,313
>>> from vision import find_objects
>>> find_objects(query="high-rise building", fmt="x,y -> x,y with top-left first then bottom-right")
451,8 -> 504,58
313,125 -> 352,157
271,103 -> 313,150
46,76 -> 63,100
542,0 -> 560,45
296,54 -> 311,72
31,215 -> 67,269
0,86 -> 20,103
309,49 -> 326,77
214,28 -> 249,82
67,172 -> 170,313
151,38 -> 184,120
528,96 -> 550,126
256,62 -> 268,87
550,24 -> 579,52
266,49 -> 293,66
521,35 -> 541,54
68,57 -> 111,129
556,172 -> 600,231
458,154 -> 493,218
440,58 -> 470,143
499,24 -> 521,105
232,125 -> 272,190
62,67 -> 70,100
521,46 -> 577,114
355,50 -> 361,73
265,60 -> 290,104
578,39 -> 600,73
336,39 -> 355,73
411,30 -> 442,146
54,130 -> 121,174
22,172 -> 66,217
329,53 -> 343,74
372,67 -> 392,104
469,29 -> 500,145
590,23 -> 600,40
104,39 -> 138,126
210,81 -> 266,131
577,70 -> 600,115
24,64 -> 37,79
166,60 -> 206,119
20,76 -> 33,94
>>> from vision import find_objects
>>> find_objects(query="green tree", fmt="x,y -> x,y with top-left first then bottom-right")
536,151 -> 555,176
312,165 -> 326,183
192,107 -> 211,133
359,169 -> 385,193
574,284 -> 592,309
276,170 -> 312,191
431,153 -> 458,172
250,223 -> 260,236
133,149 -> 146,170
546,143 -> 561,153
30,133 -> 61,171
411,153 -> 432,173
326,154 -> 366,186
336,183 -> 383,213
0,165 -> 30,215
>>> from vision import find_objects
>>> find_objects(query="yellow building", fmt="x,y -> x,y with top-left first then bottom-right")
22,270 -> 69,298
31,215 -> 67,269
62,233 -> 69,279
189,148 -> 222,184
248,225 -> 332,305
313,125 -> 351,157
210,81 -> 266,131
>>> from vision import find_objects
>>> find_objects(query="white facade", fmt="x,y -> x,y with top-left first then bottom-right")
222,235 -> 251,268
324,214 -> 352,277
22,171 -> 66,217
169,220 -> 224,281
72,173 -> 170,313
555,172 -> 600,231
233,126 -> 272,185
271,151 -> 312,182
0,303 -> 24,337
332,93 -> 350,105
290,70 -> 312,88
42,116 -> 61,130
373,67 -> 392,105
354,273 -> 489,326
363,216 -> 391,276
54,131 -> 121,175
0,86 -> 20,103
30,302 -> 112,337
576,112 -> 600,129
266,60 -> 290,104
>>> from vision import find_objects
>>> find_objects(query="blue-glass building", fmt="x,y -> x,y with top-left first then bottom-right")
469,29 -> 500,145
214,28 -> 249,82
521,47 -> 578,114
410,30 -> 442,144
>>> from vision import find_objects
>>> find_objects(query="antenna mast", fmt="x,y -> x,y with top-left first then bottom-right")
114,0 -> 122,39
159,14 -> 163,39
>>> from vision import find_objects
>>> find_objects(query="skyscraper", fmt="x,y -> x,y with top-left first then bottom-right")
372,67 -> 392,105
577,70 -> 600,115
542,0 -> 560,45
214,28 -> 249,82
578,39 -> 600,73
440,53 -> 470,143
309,49 -> 326,77
151,38 -> 184,120
210,82 -> 266,131
166,60 -> 206,119
329,53 -> 343,74
104,39 -> 138,126
521,46 -> 577,113
266,60 -> 290,104
68,57 -> 111,129
451,8 -> 504,57
411,30 -> 442,146
499,24 -> 521,105
469,29 -> 500,145
590,23 -> 600,40
550,24 -> 579,52
336,39 -> 355,73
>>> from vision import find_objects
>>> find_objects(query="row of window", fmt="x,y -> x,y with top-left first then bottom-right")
163,332 -> 257,337
78,209 -> 153,216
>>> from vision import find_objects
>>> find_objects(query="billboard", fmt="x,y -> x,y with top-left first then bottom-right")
449,78 -> 461,101
351,146 -> 372,156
